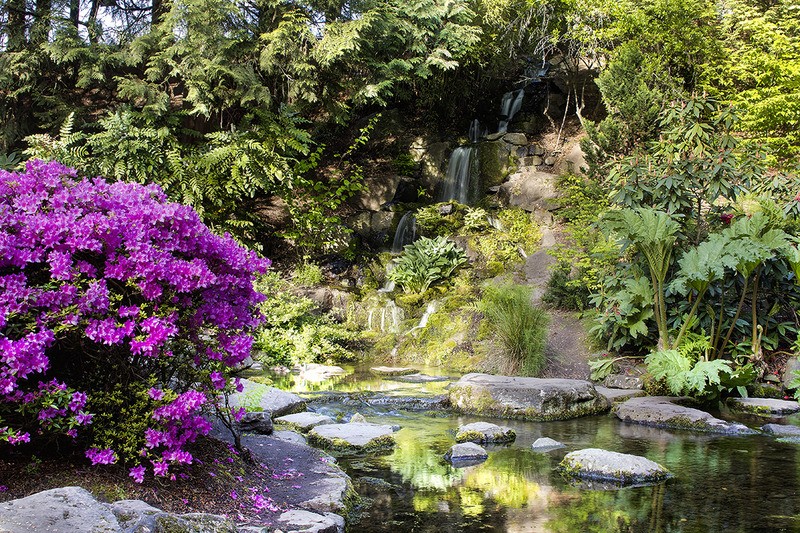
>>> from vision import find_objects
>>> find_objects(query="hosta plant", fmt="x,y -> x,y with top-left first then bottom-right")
388,236 -> 468,294
0,160 -> 269,482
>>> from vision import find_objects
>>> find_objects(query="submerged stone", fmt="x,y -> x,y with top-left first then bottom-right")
726,397 -> 800,417
449,373 -> 608,421
531,437 -> 565,452
560,448 -> 671,484
614,396 -> 756,435
445,442 -> 489,465
308,422 -> 397,453
276,412 -> 335,433
455,421 -> 516,444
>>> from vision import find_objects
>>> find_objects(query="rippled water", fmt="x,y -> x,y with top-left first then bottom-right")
273,367 -> 800,532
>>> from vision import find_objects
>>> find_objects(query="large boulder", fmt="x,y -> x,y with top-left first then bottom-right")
238,411 -> 274,434
455,421 -> 516,444
497,170 -> 559,212
726,397 -> 800,417
614,396 -> 756,435
449,373 -> 609,421
228,379 -> 306,418
560,448 -> 671,484
308,422 -> 397,453
0,487 -> 120,533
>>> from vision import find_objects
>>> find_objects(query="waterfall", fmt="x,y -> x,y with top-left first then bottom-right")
406,301 -> 439,336
498,89 -> 525,134
468,119 -> 485,143
391,212 -> 417,253
439,146 -> 476,204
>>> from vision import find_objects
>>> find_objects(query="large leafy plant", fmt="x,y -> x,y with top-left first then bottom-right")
388,236 -> 468,294
0,161 -> 268,482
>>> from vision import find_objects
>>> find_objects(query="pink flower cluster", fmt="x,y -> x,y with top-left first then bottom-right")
0,160 -> 269,481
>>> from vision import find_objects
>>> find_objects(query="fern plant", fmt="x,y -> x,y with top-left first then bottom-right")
388,236 -> 468,294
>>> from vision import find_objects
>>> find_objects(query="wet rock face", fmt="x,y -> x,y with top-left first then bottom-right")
449,373 -> 609,421
613,396 -> 757,435
560,448 -> 671,485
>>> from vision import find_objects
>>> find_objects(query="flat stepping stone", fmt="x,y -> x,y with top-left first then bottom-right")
387,373 -> 451,383
603,374 -> 644,390
449,373 -> 608,421
531,437 -> 565,452
595,386 -> 645,405
370,366 -> 416,376
445,442 -> 488,465
560,448 -> 672,484
727,398 -> 800,417
295,364 -> 349,382
228,379 -> 306,417
762,424 -> 800,437
614,396 -> 756,435
308,422 -> 397,453
276,412 -> 335,433
276,509 -> 344,533
455,422 -> 516,444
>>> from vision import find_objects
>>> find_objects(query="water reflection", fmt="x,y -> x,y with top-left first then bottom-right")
265,369 -> 800,532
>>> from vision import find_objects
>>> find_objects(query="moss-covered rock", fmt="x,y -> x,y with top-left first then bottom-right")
559,448 -> 671,485
449,373 -> 609,421
477,140 -> 514,188
455,421 -> 516,444
614,396 -> 756,434
308,422 -> 397,454
726,397 -> 800,417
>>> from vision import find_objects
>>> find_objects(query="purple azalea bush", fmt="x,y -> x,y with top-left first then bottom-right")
0,160 -> 269,481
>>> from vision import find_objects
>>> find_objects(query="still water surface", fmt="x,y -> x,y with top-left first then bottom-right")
273,366 -> 800,532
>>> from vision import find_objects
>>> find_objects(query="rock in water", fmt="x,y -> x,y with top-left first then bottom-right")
445,442 -> 489,465
531,437 -> 565,452
726,397 -> 800,417
275,412 -> 335,433
308,422 -> 397,453
560,448 -> 671,484
614,396 -> 756,435
370,366 -> 416,376
449,373 -> 608,421
455,422 -> 516,444
276,510 -> 344,533
762,424 -> 800,437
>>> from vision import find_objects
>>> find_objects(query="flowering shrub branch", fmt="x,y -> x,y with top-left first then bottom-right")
0,160 -> 269,482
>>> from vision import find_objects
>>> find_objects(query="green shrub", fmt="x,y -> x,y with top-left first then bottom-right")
414,202 -> 468,236
293,262 -> 324,286
388,236 -> 468,294
392,153 -> 418,176
478,284 -> 549,376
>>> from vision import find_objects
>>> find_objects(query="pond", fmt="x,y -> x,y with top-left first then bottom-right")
272,367 -> 800,532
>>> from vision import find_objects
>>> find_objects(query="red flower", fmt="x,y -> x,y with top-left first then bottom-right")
720,213 -> 734,225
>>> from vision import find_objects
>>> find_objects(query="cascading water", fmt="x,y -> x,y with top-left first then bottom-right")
468,119 -> 486,143
391,212 -> 417,253
438,146 -> 476,204
497,89 -> 525,134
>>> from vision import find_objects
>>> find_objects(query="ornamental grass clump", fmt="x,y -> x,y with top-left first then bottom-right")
0,160 -> 269,482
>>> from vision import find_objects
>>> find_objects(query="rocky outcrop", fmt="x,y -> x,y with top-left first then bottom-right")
531,437 -> 565,452
726,397 -> 800,417
276,412 -> 336,433
560,448 -> 671,484
455,422 -> 516,444
497,170 -> 559,212
228,379 -> 306,418
445,442 -> 488,465
0,487 -> 237,533
614,396 -> 756,435
308,422 -> 397,453
449,373 -> 608,421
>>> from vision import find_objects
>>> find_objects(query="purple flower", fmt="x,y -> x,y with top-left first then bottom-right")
129,465 -> 146,484
85,448 -> 118,465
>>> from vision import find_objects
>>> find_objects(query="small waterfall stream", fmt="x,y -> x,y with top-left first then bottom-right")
438,146 -> 476,204
391,212 -> 417,253
497,89 -> 525,134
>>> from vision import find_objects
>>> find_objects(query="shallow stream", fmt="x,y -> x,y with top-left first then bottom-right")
273,366 -> 800,532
